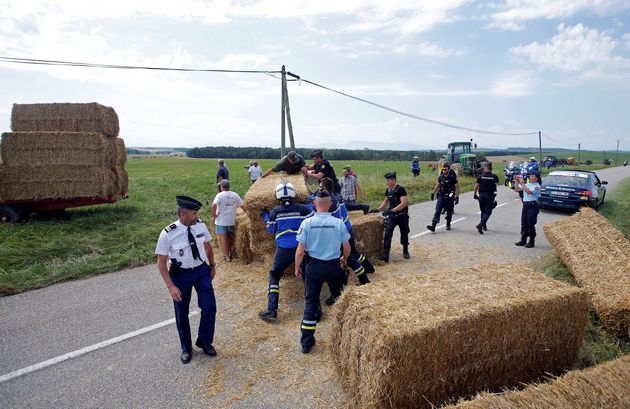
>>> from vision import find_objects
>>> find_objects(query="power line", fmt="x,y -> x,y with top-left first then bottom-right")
0,56 -> 280,74
295,76 -> 539,136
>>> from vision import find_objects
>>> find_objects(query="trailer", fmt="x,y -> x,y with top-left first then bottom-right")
0,195 -> 126,223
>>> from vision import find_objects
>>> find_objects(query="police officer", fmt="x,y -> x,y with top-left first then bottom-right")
314,178 -> 372,289
155,196 -> 217,364
295,191 -> 350,353
307,150 -> 341,194
258,182 -> 313,322
427,163 -> 459,232
515,171 -> 541,248
473,162 -> 500,234
377,172 -> 410,262
261,150 -> 307,178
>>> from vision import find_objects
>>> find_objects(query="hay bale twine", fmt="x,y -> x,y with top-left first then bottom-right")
446,354 -> 630,408
544,207 -> 630,337
330,264 -> 589,409
240,173 -> 310,260
11,103 -> 119,137
0,132 -> 116,167
348,211 -> 383,258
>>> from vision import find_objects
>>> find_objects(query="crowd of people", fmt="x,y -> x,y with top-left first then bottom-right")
155,152 -> 542,362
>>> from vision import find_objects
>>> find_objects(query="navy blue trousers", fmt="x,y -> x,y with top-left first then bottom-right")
170,263 -> 216,353
478,192 -> 495,226
383,213 -> 410,252
520,201 -> 539,239
301,259 -> 343,349
432,194 -> 454,225
267,246 -> 297,311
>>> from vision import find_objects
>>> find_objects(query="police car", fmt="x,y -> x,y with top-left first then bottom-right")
538,170 -> 607,211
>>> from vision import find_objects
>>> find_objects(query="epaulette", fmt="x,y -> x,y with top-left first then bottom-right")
164,223 -> 177,233
196,218 -> 205,224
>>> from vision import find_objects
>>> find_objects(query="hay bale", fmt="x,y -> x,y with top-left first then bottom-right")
114,166 -> 129,196
234,208 -> 255,263
0,164 -> 116,201
115,137 -> 127,167
330,264 -> 589,409
11,103 -> 119,137
446,355 -> 630,408
240,174 -> 311,259
0,132 -> 117,167
348,211 -> 383,258
544,207 -> 630,337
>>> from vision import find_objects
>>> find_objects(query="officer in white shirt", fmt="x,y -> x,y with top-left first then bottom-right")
156,195 -> 217,364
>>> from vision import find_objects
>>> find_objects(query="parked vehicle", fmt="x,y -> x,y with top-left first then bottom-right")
538,170 -> 607,211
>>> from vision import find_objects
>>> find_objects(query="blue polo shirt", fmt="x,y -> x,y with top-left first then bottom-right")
523,182 -> 541,202
296,212 -> 350,261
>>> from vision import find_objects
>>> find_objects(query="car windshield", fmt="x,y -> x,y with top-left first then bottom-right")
543,175 -> 590,187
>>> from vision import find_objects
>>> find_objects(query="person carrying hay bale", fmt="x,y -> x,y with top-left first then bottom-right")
155,196 -> 218,364
377,172 -> 411,262
211,180 -> 243,262
295,190 -> 350,354
260,150 -> 307,178
258,181 -> 313,322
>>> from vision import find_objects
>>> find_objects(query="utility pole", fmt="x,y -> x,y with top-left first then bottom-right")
616,140 -> 620,166
280,65 -> 286,158
578,143 -> 581,164
538,131 -> 542,163
279,65 -> 296,158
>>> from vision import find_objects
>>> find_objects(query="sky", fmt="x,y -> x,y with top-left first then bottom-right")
1,0 -> 629,151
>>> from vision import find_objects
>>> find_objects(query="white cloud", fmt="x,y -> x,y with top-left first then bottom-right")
489,70 -> 536,96
487,0 -> 630,31
509,23 -> 630,78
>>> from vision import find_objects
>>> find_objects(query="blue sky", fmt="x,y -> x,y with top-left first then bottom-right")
1,0 -> 629,151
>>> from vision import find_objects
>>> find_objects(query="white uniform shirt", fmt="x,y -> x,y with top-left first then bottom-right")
213,191 -> 243,226
248,165 -> 262,181
155,220 -> 212,268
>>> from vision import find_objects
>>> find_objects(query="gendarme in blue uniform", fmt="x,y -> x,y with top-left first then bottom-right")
296,211 -> 350,351
518,180 -> 541,246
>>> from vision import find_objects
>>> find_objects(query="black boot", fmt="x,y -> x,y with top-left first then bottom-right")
377,252 -> 389,263
361,204 -> 370,214
482,223 -> 488,231
258,309 -> 277,322
446,222 -> 451,231
361,257 -> 375,274
476,223 -> 484,234
524,238 -> 535,248
515,237 -> 527,246
402,245 -> 410,259
426,223 -> 436,232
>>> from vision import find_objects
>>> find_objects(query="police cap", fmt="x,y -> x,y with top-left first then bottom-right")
310,150 -> 323,158
176,195 -> 202,211
384,172 -> 397,180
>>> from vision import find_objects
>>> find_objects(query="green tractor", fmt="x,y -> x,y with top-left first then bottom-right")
440,141 -> 486,176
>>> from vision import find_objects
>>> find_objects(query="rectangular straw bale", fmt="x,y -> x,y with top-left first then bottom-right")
241,174 -> 311,260
114,166 -> 129,197
0,164 -> 116,201
330,264 -> 589,409
11,103 -> 119,137
544,207 -> 630,337
114,137 -> 127,167
0,132 -> 117,167
446,355 -> 630,409
348,211 -> 383,258
234,208 -> 255,263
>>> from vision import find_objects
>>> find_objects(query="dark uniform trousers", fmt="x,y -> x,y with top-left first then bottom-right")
478,192 -> 495,225
383,212 -> 410,252
432,193 -> 454,225
170,263 -> 216,354
347,230 -> 371,284
266,246 -> 296,311
520,201 -> 539,240
301,258 -> 343,349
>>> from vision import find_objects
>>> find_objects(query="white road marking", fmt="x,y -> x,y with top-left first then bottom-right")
478,201 -> 511,214
410,217 -> 467,238
0,311 -> 200,384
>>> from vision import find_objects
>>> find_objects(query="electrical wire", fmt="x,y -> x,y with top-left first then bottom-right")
297,77 -> 539,136
0,56 -> 280,74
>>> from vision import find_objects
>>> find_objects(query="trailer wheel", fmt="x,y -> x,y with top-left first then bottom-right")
0,205 -> 24,223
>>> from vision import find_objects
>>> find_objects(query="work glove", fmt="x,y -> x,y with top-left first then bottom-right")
368,209 -> 380,214
382,210 -> 393,217
473,193 -> 479,200
430,193 -> 435,201
454,196 -> 459,205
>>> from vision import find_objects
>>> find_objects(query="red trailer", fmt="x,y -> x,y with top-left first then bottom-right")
0,195 -> 126,223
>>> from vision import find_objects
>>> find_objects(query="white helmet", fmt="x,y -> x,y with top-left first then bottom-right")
275,182 -> 296,200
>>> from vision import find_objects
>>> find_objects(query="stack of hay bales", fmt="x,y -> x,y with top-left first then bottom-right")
0,103 -> 128,202
347,211 -> 383,258
544,207 -> 630,337
446,354 -> 630,408
330,264 -> 589,409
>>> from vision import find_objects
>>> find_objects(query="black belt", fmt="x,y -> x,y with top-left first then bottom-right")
310,257 -> 340,264
523,201 -> 538,205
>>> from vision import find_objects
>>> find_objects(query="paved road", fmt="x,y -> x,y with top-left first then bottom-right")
0,166 -> 628,408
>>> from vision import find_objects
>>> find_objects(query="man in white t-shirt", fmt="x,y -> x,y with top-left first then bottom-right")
248,161 -> 262,184
211,179 -> 244,261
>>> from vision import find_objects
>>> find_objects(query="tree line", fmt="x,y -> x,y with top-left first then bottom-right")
186,146 -> 443,161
